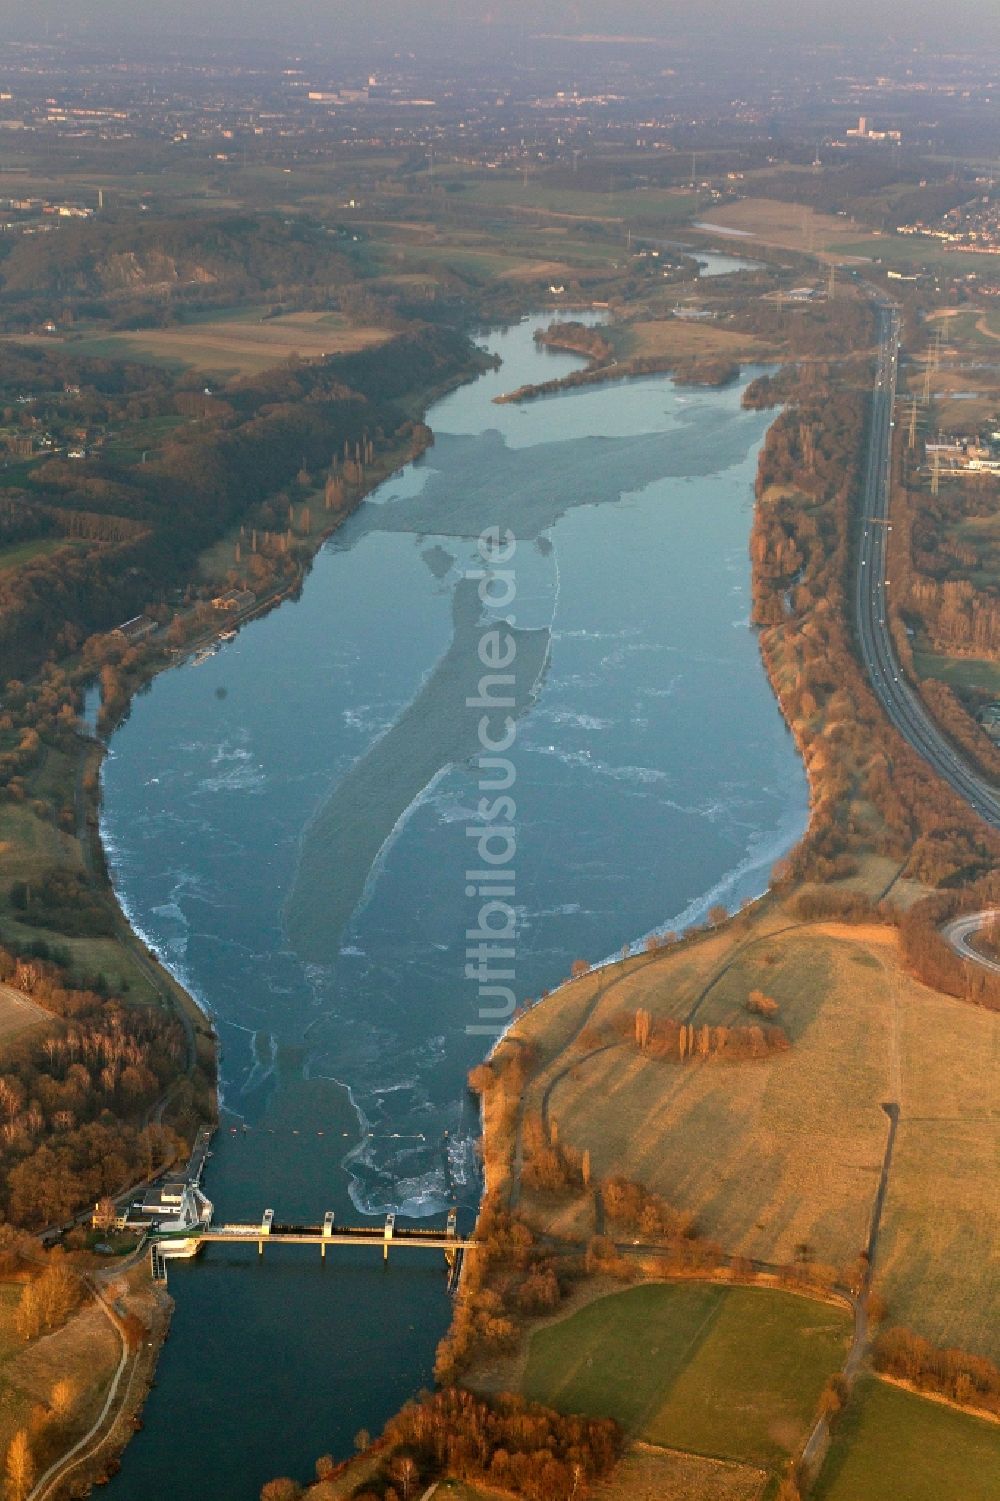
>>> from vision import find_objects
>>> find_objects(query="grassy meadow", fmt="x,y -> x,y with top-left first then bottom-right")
617,318 -> 775,363
0,984 -> 50,1045
0,1281 -> 122,1466
48,309 -> 392,378
0,538 -> 81,575
522,1283 -> 849,1468
0,744 -> 164,1006
0,796 -> 78,891
454,176 -> 701,228
590,1446 -> 766,1501
695,197 -> 1000,276
358,217 -> 626,288
912,649 -> 1000,699
814,1378 -> 1000,1501
510,909 -> 1000,1357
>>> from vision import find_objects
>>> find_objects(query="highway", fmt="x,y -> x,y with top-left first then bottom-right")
854,303 -> 1000,827
941,909 -> 1000,974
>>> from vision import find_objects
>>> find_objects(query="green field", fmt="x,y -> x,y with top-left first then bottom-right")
510,909 -> 999,1355
913,648 -> 1000,696
103,413 -> 188,462
522,1283 -> 850,1468
49,308 -> 390,378
927,309 -> 988,346
361,224 -> 621,285
0,537 -> 76,574
457,176 -> 701,227
836,236 -> 1000,275
814,1378 -> 1000,1501
0,914 -> 163,1007
0,799 -> 75,887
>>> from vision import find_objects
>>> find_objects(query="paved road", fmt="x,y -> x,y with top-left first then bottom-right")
855,303 -> 1000,826
942,909 -> 1000,974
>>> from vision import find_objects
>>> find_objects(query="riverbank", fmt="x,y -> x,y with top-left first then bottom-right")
30,1262 -> 173,1501
0,1243 -> 172,1501
493,325 -> 768,404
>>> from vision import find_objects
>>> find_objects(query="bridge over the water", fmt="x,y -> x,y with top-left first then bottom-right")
149,1207 -> 472,1289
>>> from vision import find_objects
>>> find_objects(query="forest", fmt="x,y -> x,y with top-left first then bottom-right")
882,464 -> 1000,776
749,376 -> 1000,897
0,946 -> 188,1228
0,212 -> 361,331
872,1327 -> 1000,1416
264,1389 -> 620,1501
731,294 -> 875,358
0,323 -> 481,680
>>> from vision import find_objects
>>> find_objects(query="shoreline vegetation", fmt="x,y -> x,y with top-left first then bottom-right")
0,1237 -> 172,1501
493,318 -> 744,402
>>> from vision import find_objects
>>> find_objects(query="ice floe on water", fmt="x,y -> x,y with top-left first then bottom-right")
536,707 -> 613,731
552,625 -> 642,642
342,703 -> 399,737
99,319 -> 808,1230
152,899 -> 186,924
525,741 -> 674,790
197,760 -> 266,795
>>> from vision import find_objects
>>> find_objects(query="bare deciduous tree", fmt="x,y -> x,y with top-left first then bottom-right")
5,1431 -> 34,1501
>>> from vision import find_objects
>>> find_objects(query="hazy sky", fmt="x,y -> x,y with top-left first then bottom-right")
2,0 -> 998,44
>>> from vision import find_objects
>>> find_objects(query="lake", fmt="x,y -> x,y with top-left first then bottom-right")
101,314 -> 808,1498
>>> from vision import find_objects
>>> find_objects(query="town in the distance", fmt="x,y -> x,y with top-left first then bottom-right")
0,6 -> 997,1501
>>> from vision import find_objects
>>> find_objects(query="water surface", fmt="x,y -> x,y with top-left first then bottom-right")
101,316 -> 807,1498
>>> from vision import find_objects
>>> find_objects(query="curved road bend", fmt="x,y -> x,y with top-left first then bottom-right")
941,909 -> 1000,974
855,303 -> 1000,827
